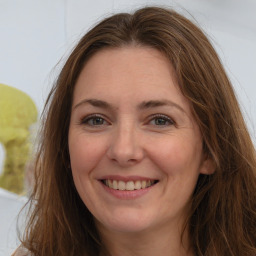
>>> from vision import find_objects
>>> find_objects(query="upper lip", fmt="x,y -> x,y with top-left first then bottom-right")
98,175 -> 159,182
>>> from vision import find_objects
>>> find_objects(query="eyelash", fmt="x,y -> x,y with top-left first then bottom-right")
147,114 -> 175,126
80,114 -> 109,126
80,113 -> 175,127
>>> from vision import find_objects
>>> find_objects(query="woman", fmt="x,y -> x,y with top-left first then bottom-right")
14,6 -> 256,256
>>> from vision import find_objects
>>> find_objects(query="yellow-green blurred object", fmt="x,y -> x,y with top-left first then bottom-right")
0,83 -> 37,194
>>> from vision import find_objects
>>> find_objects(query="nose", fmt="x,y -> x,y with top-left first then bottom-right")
106,123 -> 144,166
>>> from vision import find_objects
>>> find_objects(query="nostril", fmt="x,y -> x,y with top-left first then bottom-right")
128,158 -> 137,163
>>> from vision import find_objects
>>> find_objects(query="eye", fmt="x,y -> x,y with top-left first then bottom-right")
148,114 -> 174,126
81,114 -> 109,126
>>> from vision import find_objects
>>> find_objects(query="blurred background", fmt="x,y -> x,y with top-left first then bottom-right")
0,0 -> 255,254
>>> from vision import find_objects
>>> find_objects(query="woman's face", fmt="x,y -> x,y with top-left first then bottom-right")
68,46 -> 213,235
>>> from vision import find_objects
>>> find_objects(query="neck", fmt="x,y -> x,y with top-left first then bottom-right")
98,220 -> 194,256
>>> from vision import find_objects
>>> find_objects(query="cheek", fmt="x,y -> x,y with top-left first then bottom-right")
147,133 -> 203,176
68,135 -> 107,174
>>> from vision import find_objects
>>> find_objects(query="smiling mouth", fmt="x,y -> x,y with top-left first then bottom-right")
101,179 -> 159,191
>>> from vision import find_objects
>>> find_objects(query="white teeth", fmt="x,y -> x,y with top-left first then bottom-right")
141,180 -> 147,189
118,181 -> 126,191
113,180 -> 118,189
126,181 -> 135,191
108,180 -> 113,189
134,180 -> 142,190
104,179 -> 156,191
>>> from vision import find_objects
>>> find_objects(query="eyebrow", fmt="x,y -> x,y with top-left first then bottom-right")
73,99 -> 113,110
73,98 -> 185,113
138,100 -> 185,113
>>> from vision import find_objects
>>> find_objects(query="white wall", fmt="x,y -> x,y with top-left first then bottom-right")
0,189 -> 27,255
0,0 -> 66,111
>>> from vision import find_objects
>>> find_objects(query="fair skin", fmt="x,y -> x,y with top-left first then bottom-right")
68,46 -> 213,256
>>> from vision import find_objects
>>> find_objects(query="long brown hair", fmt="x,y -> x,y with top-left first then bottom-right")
19,6 -> 256,256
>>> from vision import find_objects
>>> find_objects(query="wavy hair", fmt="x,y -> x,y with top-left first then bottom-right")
19,6 -> 256,256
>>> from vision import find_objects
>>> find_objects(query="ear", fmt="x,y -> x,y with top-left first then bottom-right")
199,157 -> 215,175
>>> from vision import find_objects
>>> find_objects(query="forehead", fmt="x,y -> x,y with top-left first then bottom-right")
73,46 -> 190,112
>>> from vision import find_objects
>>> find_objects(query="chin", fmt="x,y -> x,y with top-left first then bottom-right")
96,210 -> 155,234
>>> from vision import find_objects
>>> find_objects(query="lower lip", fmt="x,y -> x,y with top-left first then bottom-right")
100,182 -> 155,200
